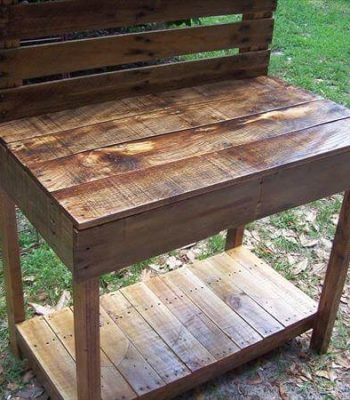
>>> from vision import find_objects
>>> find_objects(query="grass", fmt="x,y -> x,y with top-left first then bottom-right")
1,0 -> 350,397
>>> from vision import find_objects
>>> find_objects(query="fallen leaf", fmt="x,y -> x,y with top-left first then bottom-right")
293,259 -> 308,275
22,370 -> 34,383
316,370 -> 330,380
140,268 -> 153,282
300,235 -> 318,248
166,256 -> 182,270
29,303 -> 55,316
279,383 -> 289,400
7,382 -> 19,391
246,372 -> 263,385
55,290 -> 71,310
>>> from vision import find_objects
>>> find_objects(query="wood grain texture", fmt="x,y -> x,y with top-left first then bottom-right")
1,20 -> 273,81
73,278 -> 101,400
0,51 -> 270,121
311,191 -> 350,353
225,226 -> 245,250
2,0 -> 277,40
0,188 -> 25,357
16,247 -> 317,400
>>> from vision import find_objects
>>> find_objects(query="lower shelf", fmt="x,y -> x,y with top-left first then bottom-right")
17,247 -> 318,400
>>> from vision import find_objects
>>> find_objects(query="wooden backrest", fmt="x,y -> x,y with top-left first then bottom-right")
0,0 -> 277,121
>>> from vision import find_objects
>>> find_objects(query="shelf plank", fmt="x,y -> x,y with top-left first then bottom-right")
121,283 -> 216,371
45,309 -> 136,400
101,292 -> 190,383
189,260 -> 283,336
163,268 -> 262,347
16,247 -> 318,400
146,276 -> 240,359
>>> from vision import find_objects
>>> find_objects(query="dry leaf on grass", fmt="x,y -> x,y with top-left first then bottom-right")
293,259 -> 308,275
279,383 -> 289,400
55,290 -> 71,310
28,303 -> 55,316
140,268 -> 153,282
315,370 -> 331,380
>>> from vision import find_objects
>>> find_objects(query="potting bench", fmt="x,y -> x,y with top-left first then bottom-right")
1,1 -> 350,399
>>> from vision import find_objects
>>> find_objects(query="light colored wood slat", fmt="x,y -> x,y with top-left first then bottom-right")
45,308 -> 136,400
311,191 -> 350,353
1,20 -> 273,81
207,253 -> 305,325
4,0 -> 277,40
0,188 -> 25,357
24,99 -> 347,192
189,260 -> 283,335
227,247 -> 317,312
101,292 -> 190,383
0,52 -> 270,121
146,276 -> 240,358
163,268 -> 262,347
121,283 -> 216,371
16,317 -> 77,400
7,80 -> 319,167
53,115 -> 350,228
73,278 -> 101,400
99,306 -> 165,397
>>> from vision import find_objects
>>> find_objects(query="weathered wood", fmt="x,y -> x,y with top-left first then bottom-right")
0,188 -> 25,357
73,147 -> 350,281
73,278 -> 101,400
16,247 -> 317,400
240,12 -> 274,53
1,20 -> 273,81
0,52 -> 270,122
2,0 -> 277,40
225,226 -> 245,250
311,191 -> 350,353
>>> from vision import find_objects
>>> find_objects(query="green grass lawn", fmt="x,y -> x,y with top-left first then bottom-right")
1,0 -> 350,397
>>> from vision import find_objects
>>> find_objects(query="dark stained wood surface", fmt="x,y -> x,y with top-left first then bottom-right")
0,0 -> 276,121
1,20 -> 273,81
17,246 -> 317,400
1,75 -> 350,233
3,0 -> 277,40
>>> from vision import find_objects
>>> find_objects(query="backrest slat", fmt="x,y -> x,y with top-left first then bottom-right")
1,19 -> 274,82
0,0 -> 277,122
4,0 -> 277,40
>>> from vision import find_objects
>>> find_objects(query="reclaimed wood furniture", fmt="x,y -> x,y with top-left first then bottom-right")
1,1 -> 350,399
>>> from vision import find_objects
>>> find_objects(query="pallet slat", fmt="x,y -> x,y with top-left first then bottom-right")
1,20 -> 273,81
3,0 -> 277,40
17,247 -> 317,400
0,51 -> 270,122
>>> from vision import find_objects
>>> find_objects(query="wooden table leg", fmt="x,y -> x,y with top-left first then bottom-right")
73,278 -> 101,400
311,191 -> 350,354
225,226 -> 245,251
0,189 -> 25,357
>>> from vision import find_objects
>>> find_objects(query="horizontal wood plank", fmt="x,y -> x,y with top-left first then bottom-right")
3,0 -> 277,40
0,51 -> 270,121
17,246 -> 316,400
24,100 -> 346,192
1,20 -> 273,80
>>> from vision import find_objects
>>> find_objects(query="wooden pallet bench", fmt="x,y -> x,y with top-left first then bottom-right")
0,1 -> 350,399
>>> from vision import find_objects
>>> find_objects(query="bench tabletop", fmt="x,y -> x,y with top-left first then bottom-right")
1,75 -> 350,231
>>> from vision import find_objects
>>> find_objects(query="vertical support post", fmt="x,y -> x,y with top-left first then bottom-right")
240,12 -> 274,54
73,277 -> 101,400
0,189 -> 25,357
311,191 -> 350,354
225,226 -> 245,251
